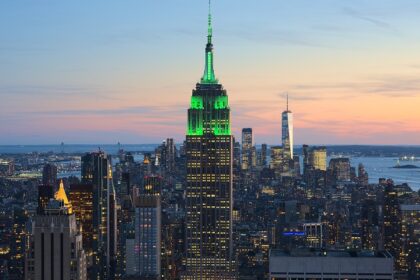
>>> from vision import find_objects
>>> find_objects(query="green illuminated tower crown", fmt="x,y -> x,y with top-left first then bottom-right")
187,2 -> 231,136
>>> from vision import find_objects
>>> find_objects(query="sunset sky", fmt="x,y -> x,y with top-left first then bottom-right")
1,0 -> 419,145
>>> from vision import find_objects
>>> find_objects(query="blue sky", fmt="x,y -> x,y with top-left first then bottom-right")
1,0 -> 420,144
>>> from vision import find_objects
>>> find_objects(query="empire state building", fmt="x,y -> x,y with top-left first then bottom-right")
183,3 -> 235,279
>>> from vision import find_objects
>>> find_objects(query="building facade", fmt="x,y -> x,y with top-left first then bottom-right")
25,198 -> 87,280
81,151 -> 117,280
183,5 -> 235,279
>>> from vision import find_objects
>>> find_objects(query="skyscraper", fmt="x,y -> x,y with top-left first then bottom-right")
37,184 -> 54,214
184,2 -> 234,278
281,95 -> 293,160
69,183 -> 94,262
129,194 -> 161,279
25,194 -> 87,280
308,146 -> 327,171
42,163 -> 57,187
241,128 -> 252,171
81,151 -> 117,280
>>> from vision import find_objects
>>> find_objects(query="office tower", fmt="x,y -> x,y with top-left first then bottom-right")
69,184 -> 94,261
166,138 -> 176,173
260,143 -> 267,167
327,158 -> 351,183
184,3 -> 235,279
303,223 -> 323,248
270,146 -> 283,178
126,194 -> 161,279
42,163 -> 57,187
302,145 -> 310,173
143,175 -> 162,195
269,249 -> 394,280
25,194 -> 87,280
308,146 -> 327,171
281,95 -> 293,160
37,184 -> 54,214
10,207 -> 28,279
383,181 -> 401,264
120,171 -> 131,196
399,204 -> 420,279
81,151 -> 117,280
241,128 -> 253,171
358,163 -> 369,185
251,146 -> 257,168
292,155 -> 301,177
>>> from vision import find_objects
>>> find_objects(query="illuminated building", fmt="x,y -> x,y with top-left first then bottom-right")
327,158 -> 351,183
10,207 -> 28,279
360,199 -> 379,251
69,184 -> 94,261
303,223 -> 323,248
143,175 -> 162,195
81,151 -> 117,280
183,2 -> 235,278
126,195 -> 161,279
270,146 -> 283,178
25,199 -> 87,280
165,138 -> 176,173
37,184 -> 54,214
383,181 -> 401,264
241,128 -> 253,171
42,163 -> 57,187
55,180 -> 73,214
269,249 -> 394,280
308,146 -> 327,171
281,94 -> 293,160
398,204 -> 420,279
0,159 -> 14,176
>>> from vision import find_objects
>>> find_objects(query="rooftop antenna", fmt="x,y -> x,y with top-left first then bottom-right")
286,92 -> 289,111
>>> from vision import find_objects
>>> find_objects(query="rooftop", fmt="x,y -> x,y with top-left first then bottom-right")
270,249 -> 393,259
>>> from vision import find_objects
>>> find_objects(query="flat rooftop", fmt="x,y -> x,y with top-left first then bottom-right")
270,249 -> 392,258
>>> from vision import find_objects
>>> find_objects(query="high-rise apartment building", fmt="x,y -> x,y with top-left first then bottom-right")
184,4 -> 234,279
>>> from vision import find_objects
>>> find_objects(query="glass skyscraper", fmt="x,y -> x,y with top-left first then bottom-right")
183,4 -> 235,279
81,151 -> 117,280
281,95 -> 293,160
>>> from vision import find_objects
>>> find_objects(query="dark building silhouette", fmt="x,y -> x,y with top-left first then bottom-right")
42,163 -> 57,187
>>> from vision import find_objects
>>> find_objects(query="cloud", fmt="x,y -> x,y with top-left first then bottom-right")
285,76 -> 420,99
342,7 -> 391,29
0,84 -> 122,100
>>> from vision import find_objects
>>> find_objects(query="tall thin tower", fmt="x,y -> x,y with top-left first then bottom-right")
184,1 -> 235,279
282,93 -> 293,159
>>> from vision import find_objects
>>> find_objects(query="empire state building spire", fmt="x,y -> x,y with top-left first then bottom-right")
201,0 -> 217,84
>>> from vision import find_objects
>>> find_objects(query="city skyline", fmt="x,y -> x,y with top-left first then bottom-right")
1,0 -> 420,145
